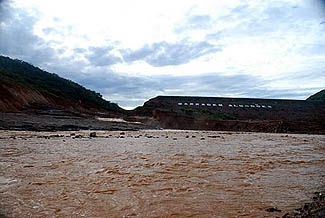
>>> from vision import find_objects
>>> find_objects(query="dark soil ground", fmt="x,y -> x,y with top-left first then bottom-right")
134,96 -> 325,134
280,191 -> 325,218
0,111 -> 148,131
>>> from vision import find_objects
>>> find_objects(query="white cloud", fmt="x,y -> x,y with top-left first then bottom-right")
1,0 -> 324,107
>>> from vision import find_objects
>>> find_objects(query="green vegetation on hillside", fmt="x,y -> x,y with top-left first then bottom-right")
0,56 -> 122,112
179,108 -> 236,120
199,109 -> 236,120
307,89 -> 325,102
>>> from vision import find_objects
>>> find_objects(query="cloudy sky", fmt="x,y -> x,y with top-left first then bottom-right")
0,0 -> 324,109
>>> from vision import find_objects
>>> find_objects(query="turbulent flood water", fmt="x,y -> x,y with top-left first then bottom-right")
0,130 -> 324,217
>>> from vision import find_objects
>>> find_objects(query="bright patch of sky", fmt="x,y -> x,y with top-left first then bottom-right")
0,0 -> 324,108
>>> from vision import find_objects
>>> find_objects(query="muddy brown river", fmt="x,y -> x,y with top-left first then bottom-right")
0,130 -> 324,217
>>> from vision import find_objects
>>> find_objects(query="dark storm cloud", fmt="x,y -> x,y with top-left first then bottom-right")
79,70 -> 323,108
76,71 -> 274,107
0,3 -> 56,66
168,73 -> 268,98
122,40 -> 221,67
0,0 -> 9,10
85,46 -> 122,66
42,57 -> 89,81
75,71 -> 160,107
77,71 -> 159,96
52,66 -> 322,108
0,0 -> 6,10
0,0 -> 7,21
315,0 -> 325,13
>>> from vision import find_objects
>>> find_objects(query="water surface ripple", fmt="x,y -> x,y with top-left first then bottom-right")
0,130 -> 324,217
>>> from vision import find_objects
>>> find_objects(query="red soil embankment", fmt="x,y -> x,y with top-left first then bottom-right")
0,82 -> 54,112
0,81 -> 106,114
128,108 -> 325,134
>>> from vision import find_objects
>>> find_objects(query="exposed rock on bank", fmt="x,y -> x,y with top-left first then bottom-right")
282,191 -> 325,218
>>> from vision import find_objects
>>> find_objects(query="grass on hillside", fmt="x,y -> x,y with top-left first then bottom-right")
0,56 -> 122,112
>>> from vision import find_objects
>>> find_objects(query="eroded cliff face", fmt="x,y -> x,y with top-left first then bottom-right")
0,81 -> 101,113
0,82 -> 52,112
151,109 -> 286,132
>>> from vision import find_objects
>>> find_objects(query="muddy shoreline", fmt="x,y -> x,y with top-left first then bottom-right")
0,112 -> 149,132
281,191 -> 325,218
1,111 -> 325,135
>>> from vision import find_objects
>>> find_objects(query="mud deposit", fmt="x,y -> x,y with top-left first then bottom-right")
0,130 -> 324,217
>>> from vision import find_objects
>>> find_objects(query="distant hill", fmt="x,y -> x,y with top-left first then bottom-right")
307,89 -> 325,102
130,95 -> 325,134
0,55 -> 122,113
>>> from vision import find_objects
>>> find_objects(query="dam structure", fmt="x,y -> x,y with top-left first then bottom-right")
144,95 -> 323,120
140,96 -> 325,133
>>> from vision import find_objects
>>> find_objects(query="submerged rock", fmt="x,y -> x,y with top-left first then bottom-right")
265,207 -> 281,212
90,132 -> 97,137
282,191 -> 325,218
